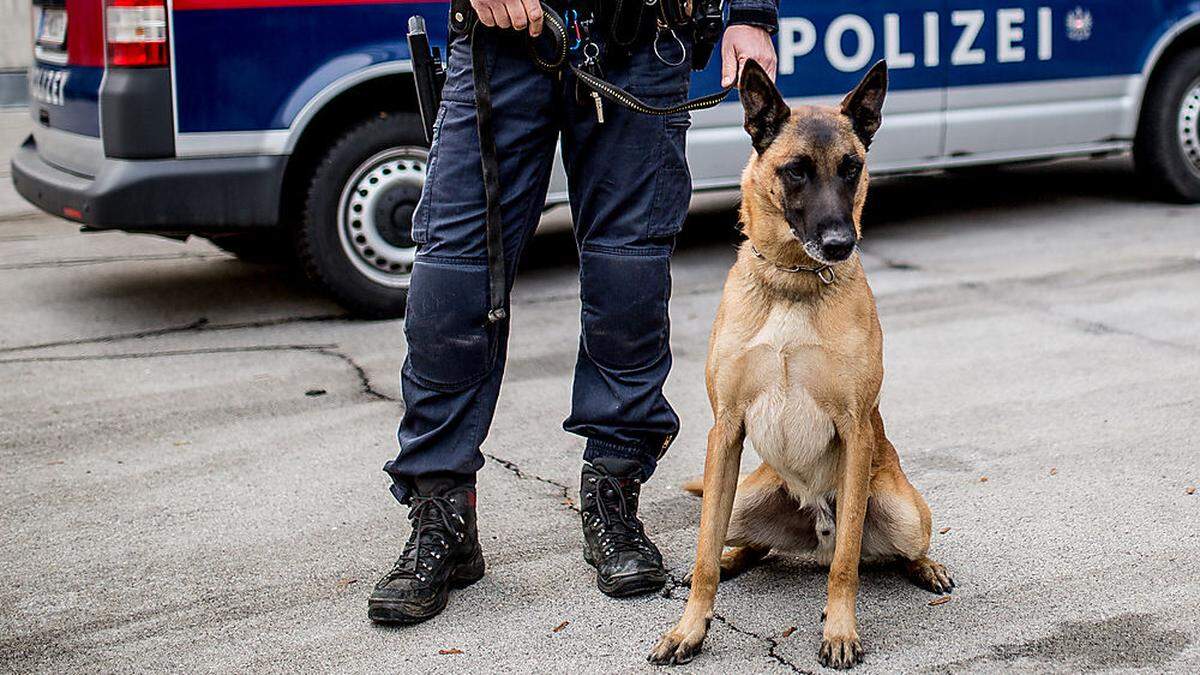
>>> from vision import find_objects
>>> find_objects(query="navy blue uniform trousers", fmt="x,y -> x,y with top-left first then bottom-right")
385,27 -> 692,504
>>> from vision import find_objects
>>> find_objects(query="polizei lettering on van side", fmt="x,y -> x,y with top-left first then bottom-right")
778,7 -> 1056,75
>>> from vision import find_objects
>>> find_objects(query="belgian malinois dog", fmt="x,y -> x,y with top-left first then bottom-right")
648,60 -> 953,670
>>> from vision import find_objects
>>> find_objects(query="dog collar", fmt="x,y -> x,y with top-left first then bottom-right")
749,245 -> 836,285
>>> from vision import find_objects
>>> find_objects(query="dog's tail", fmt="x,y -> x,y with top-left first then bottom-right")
681,476 -> 704,497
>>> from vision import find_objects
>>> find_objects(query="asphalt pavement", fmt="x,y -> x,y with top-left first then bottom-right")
2,109 -> 1199,672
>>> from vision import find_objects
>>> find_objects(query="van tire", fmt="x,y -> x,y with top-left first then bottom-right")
295,113 -> 428,319
1135,48 -> 1200,203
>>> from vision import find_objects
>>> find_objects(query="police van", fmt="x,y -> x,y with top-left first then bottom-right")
12,1 -> 1200,317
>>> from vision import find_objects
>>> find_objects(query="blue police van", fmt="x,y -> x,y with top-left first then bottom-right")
12,0 -> 1200,317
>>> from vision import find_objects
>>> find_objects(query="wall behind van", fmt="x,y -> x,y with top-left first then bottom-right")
1,0 -> 32,107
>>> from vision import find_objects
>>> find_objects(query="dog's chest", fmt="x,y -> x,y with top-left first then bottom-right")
739,306 -> 839,503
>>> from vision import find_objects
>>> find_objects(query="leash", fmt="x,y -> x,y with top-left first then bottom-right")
470,26 -> 510,322
532,5 -> 734,117
469,4 -> 734,322
749,244 -> 837,285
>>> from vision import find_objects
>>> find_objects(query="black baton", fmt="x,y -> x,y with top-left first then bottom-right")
407,16 -> 446,143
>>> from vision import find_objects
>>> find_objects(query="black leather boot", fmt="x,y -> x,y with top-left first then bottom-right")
368,478 -> 484,624
580,457 -> 667,597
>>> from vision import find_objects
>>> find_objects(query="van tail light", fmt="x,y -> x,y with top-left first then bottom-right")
105,0 -> 168,67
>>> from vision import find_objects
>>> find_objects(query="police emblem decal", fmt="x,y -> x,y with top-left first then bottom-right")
1066,6 -> 1093,42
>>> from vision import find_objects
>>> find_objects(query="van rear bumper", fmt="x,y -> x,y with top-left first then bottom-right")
10,134 -> 286,233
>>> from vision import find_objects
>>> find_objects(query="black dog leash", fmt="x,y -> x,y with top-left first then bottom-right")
470,28 -> 510,323
531,4 -> 733,117
469,5 -> 733,323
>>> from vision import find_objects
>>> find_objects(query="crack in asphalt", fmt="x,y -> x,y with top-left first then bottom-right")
0,343 -> 397,403
0,313 -> 350,355
312,346 -> 396,402
480,452 -> 807,671
712,611 -> 813,674
0,344 -> 338,363
659,572 -> 813,674
482,452 -> 580,513
0,252 -> 226,271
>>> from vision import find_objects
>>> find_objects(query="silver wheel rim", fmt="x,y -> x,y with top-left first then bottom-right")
1178,77 -> 1200,178
337,147 -> 427,289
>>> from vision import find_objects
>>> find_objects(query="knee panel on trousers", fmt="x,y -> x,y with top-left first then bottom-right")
579,246 -> 672,371
404,257 -> 499,389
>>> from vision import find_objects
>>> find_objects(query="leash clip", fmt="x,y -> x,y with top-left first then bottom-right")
816,266 -> 836,285
582,41 -> 600,67
653,27 -> 686,67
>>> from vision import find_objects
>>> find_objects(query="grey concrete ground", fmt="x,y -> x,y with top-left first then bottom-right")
2,114 -> 1199,672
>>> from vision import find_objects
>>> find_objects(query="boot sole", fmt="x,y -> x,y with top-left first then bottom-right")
368,551 -> 486,625
583,551 -> 667,598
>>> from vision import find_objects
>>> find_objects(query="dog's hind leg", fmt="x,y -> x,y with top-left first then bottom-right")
717,545 -> 770,580
861,410 -> 954,594
682,464 -> 796,581
726,463 -> 818,551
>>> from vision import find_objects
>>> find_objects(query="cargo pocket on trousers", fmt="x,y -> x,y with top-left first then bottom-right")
409,105 -> 448,245
403,258 -> 497,389
579,246 -> 671,371
646,113 -> 692,239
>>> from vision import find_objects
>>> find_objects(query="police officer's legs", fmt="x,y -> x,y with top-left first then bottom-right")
370,29 -> 559,624
560,42 -> 692,596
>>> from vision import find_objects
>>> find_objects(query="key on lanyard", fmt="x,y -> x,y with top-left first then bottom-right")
581,42 -> 604,124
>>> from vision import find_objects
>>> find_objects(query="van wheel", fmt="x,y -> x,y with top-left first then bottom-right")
1135,49 -> 1200,203
296,113 -> 427,318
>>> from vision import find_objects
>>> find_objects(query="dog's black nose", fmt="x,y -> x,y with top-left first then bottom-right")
819,229 -> 856,262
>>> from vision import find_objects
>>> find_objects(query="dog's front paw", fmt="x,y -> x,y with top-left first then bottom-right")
647,619 -> 709,665
819,634 -> 864,670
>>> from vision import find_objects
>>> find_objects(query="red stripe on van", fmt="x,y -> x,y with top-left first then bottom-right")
174,0 -> 435,10
67,0 -> 106,67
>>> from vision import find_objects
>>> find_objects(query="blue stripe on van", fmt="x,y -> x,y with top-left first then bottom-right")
171,1 -> 1183,134
172,3 -> 446,132
30,64 -> 102,137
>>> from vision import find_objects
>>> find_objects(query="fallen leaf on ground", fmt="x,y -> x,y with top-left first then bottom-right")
173,441 -> 190,446
46,460 -> 64,465
780,626 -> 797,638
305,389 -> 327,397
938,527 -> 951,535
979,476 -> 989,483
336,578 -> 358,588
552,621 -> 570,633
1049,467 -> 1058,476
438,649 -> 463,655
928,596 -> 952,607
1187,486 -> 1196,495
561,497 -> 575,508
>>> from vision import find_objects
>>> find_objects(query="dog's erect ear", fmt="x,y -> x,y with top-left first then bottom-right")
841,60 -> 888,149
740,59 -> 790,155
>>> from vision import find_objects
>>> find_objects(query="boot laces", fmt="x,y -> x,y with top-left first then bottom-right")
383,495 -> 465,586
587,474 -> 654,558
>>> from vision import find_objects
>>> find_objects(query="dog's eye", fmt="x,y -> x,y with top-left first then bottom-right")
840,158 -> 863,183
783,164 -> 810,183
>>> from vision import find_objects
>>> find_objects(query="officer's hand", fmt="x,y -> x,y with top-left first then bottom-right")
471,0 -> 544,37
721,25 -> 776,87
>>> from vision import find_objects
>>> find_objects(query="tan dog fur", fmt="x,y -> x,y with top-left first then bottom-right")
649,61 -> 952,670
